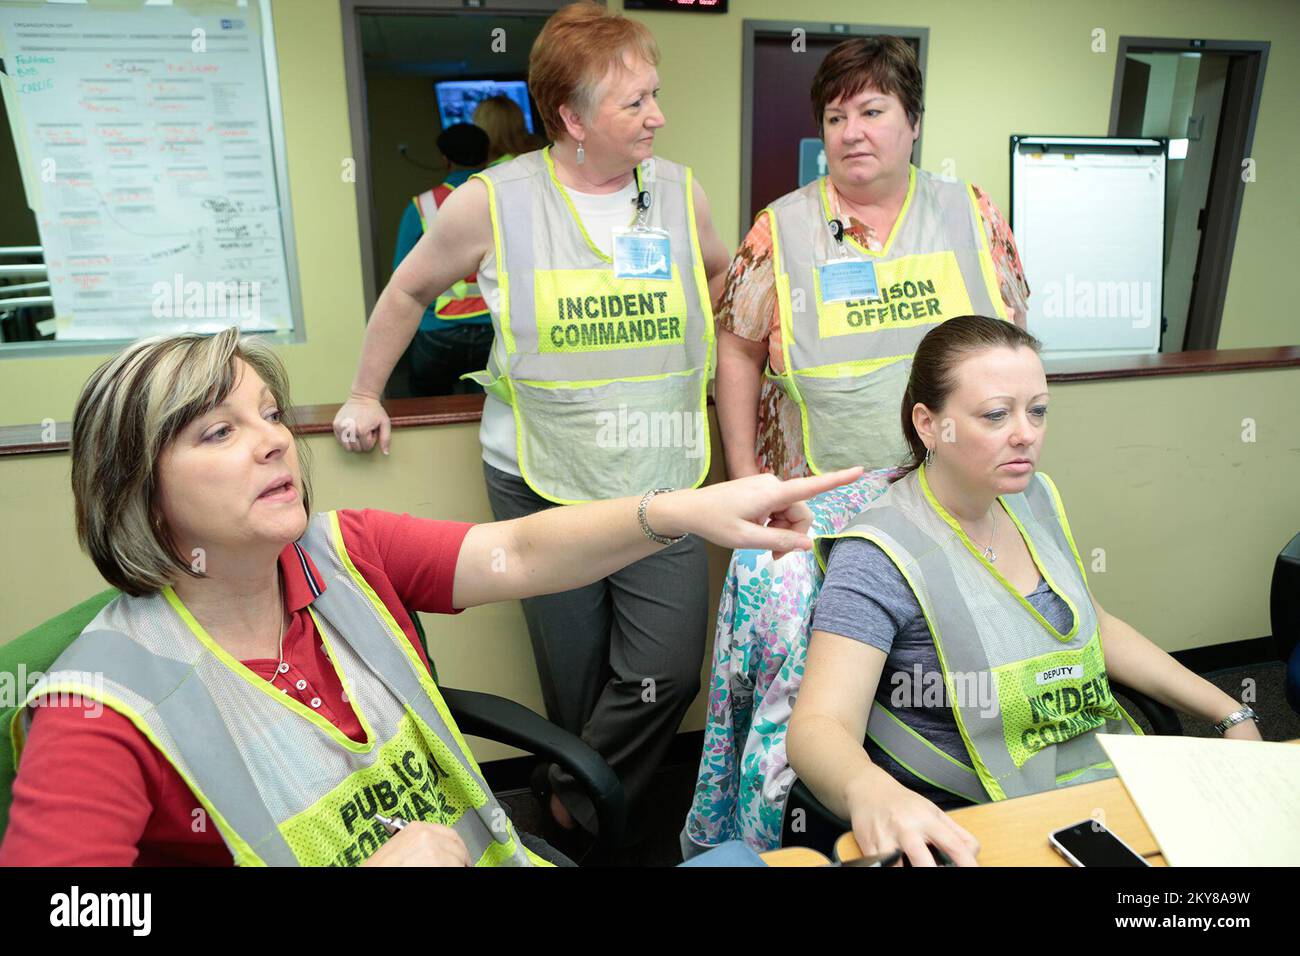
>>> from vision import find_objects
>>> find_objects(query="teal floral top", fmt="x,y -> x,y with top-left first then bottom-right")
683,469 -> 895,853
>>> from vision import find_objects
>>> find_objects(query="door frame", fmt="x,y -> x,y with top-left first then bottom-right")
739,19 -> 929,236
339,0 -> 566,316
1107,37 -> 1269,350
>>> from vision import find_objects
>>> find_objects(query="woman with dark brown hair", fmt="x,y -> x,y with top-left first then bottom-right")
787,315 -> 1262,867
714,37 -> 1032,483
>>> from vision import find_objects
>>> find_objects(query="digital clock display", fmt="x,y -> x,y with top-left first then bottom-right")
624,0 -> 728,13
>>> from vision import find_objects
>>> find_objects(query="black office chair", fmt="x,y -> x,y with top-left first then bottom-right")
779,680 -> 1180,855
406,608 -> 626,861
1270,532 -> 1300,715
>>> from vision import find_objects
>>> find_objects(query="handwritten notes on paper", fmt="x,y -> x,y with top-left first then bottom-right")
0,6 -> 293,339
1097,734 -> 1300,866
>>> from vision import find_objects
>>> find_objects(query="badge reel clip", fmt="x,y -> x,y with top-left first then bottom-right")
612,185 -> 672,281
818,217 -> 879,303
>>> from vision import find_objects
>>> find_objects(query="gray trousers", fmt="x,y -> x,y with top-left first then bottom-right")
482,462 -> 708,833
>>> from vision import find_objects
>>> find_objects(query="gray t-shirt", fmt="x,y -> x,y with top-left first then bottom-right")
810,536 -> 1075,809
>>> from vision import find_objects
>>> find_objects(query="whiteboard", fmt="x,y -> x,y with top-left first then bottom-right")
0,0 -> 301,345
1011,137 -> 1165,358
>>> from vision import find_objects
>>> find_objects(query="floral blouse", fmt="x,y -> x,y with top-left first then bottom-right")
716,176 -> 1032,480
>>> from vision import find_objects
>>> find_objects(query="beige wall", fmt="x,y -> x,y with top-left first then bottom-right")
2,0 -> 1299,761
2,0 -> 1298,423
4,365 -> 1299,761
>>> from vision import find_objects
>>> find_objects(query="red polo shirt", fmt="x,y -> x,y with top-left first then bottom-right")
0,509 -> 473,867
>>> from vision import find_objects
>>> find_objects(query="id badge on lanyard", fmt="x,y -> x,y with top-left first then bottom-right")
612,183 -> 672,281
818,217 -> 878,302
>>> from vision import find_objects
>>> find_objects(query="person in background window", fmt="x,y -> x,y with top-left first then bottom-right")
392,123 -> 494,396
472,94 -> 536,165
437,122 -> 489,187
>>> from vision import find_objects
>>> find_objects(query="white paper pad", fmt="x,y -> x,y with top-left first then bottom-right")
1096,734 -> 1300,866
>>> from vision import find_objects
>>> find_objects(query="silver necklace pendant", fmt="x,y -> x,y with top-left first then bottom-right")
983,545 -> 998,562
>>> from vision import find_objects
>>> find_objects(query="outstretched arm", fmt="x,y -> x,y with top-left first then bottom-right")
451,468 -> 862,609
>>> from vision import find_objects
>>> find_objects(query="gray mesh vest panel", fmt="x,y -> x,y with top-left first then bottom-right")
815,469 -> 1137,802
17,513 -> 533,866
473,150 -> 713,502
768,169 -> 1004,472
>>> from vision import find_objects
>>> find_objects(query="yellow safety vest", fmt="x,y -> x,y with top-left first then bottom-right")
815,466 -> 1141,803
411,184 -> 490,323
767,166 -> 1009,473
12,512 -> 549,867
467,147 -> 715,504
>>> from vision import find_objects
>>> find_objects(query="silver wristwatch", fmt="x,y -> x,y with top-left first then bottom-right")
1212,706 -> 1260,735
638,488 -> 686,546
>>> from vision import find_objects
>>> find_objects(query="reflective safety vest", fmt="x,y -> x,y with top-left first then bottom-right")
412,184 -> 491,323
814,466 -> 1141,803
766,166 -> 1009,474
11,512 -> 548,867
467,146 -> 715,504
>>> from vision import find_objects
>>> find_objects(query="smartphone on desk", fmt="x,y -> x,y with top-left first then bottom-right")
1049,819 -> 1149,867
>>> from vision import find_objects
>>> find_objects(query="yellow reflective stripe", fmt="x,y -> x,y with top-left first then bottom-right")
162,585 -> 374,752
917,464 -> 1081,644
819,165 -> 917,258
323,512 -> 488,776
684,165 -> 718,379
793,353 -> 908,379
14,682 -> 264,865
769,209 -> 818,470
820,526 -> 1006,800
542,146 -> 638,264
412,196 -> 427,232
680,172 -> 713,486
966,184 -> 1010,321
523,845 -> 556,867
764,206 -> 807,413
472,171 -> 515,355
517,365 -> 697,390
1055,760 -> 1113,786
1036,471 -> 1090,591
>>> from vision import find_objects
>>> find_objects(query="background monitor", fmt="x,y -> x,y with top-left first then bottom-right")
435,79 -> 535,134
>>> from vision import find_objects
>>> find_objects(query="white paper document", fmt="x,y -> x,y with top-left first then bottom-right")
1097,734 -> 1300,867
0,5 -> 293,340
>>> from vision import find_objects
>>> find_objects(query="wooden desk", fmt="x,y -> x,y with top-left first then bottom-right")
835,777 -> 1165,867
759,846 -> 832,867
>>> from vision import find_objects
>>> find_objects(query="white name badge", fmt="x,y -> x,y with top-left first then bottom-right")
818,258 -> 879,302
612,227 -> 672,281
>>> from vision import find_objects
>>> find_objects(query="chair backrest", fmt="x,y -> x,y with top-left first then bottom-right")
1271,532 -> 1300,664
0,589 -> 119,837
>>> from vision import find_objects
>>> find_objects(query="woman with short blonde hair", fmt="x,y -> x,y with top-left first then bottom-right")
471,95 -> 533,163
1,327 -> 857,866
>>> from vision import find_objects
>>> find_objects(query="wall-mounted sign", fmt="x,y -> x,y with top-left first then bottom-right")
799,138 -> 827,186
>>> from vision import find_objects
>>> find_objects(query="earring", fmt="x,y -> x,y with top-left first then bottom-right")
576,140 -> 585,165
924,446 -> 933,466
